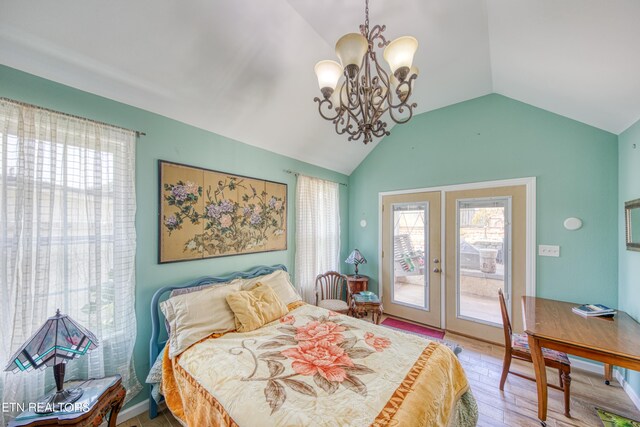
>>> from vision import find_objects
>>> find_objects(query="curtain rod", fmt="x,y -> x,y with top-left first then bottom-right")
283,169 -> 348,187
0,97 -> 146,137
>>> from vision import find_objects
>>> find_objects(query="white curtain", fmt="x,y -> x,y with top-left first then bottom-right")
0,99 -> 141,424
295,175 -> 341,303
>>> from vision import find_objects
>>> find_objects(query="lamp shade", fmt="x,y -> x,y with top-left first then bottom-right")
5,310 -> 98,373
314,60 -> 343,92
335,33 -> 368,71
345,249 -> 367,265
383,36 -> 418,78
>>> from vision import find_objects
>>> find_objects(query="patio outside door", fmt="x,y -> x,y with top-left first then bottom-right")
381,192 -> 441,327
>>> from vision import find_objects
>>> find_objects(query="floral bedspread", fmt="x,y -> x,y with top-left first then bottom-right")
162,304 -> 476,426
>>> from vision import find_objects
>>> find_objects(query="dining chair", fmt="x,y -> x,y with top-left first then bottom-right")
315,271 -> 350,314
498,289 -> 572,417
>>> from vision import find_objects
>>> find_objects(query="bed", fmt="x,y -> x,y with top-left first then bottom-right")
148,265 -> 478,426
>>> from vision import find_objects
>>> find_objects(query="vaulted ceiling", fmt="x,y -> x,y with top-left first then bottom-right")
1,1 -> 639,174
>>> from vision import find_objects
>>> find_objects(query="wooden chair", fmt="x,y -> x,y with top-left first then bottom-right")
315,271 -> 350,314
498,289 -> 572,417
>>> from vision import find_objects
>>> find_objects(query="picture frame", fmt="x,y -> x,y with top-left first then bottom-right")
625,198 -> 640,252
158,160 -> 287,263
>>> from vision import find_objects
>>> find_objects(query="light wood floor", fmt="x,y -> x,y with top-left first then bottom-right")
118,330 -> 640,427
448,331 -> 639,426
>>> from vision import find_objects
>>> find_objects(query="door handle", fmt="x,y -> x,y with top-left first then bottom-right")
433,258 -> 441,273
433,267 -> 442,273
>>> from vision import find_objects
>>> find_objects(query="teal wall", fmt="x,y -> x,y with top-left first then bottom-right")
348,94 -> 619,306
0,65 -> 350,407
618,117 -> 640,399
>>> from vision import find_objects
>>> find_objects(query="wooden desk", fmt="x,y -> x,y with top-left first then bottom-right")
522,297 -> 640,424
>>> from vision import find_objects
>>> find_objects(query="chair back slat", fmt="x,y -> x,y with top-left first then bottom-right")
315,271 -> 347,305
498,289 -> 512,349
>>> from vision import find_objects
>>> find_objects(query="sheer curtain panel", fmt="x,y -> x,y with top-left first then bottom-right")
295,175 -> 341,303
0,99 -> 141,424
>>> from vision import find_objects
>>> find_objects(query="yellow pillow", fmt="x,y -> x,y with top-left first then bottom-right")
226,283 -> 289,332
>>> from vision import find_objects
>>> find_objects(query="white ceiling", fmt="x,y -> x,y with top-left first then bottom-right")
1,1 -> 639,174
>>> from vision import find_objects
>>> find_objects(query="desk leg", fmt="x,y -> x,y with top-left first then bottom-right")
528,334 -> 548,424
604,364 -> 613,385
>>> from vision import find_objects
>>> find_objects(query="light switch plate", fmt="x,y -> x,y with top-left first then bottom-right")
539,245 -> 560,257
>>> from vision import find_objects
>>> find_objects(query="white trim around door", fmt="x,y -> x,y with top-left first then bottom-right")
377,177 -> 537,330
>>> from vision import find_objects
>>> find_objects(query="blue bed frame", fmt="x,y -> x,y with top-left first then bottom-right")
148,264 -> 288,419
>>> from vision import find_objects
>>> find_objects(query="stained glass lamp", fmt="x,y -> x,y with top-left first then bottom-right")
4,309 -> 99,413
345,249 -> 367,277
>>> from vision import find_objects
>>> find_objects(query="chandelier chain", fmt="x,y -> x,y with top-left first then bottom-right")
364,0 -> 370,33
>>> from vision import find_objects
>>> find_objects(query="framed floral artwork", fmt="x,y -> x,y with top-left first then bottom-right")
158,160 -> 287,263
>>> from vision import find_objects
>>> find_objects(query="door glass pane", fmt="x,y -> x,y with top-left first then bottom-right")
392,203 -> 428,309
457,198 -> 509,325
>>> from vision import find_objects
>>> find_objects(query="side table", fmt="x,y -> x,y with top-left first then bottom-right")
9,375 -> 125,427
350,293 -> 383,325
346,275 -> 369,306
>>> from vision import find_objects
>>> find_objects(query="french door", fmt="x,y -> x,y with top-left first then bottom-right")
381,191 -> 442,327
380,182 -> 530,343
444,185 -> 527,343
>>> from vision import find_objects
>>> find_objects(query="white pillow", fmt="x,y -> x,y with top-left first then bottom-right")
161,281 -> 241,358
239,270 -> 301,305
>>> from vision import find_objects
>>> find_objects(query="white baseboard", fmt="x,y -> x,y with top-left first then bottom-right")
99,399 -> 149,426
568,356 -> 602,374
566,358 -> 640,412
99,397 -> 170,426
615,370 -> 640,412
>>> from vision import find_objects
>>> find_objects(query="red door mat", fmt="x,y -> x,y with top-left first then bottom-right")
381,318 -> 445,339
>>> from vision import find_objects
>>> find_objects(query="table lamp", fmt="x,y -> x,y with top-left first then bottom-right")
4,309 -> 99,413
345,249 -> 367,277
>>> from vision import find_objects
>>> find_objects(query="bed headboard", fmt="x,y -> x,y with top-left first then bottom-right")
148,264 -> 288,417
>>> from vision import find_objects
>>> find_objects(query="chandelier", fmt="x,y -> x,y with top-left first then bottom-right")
313,0 -> 419,144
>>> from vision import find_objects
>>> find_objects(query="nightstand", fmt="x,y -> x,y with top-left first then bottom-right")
350,293 -> 383,325
346,274 -> 369,306
9,375 -> 125,427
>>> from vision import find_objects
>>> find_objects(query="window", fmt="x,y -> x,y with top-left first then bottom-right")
456,197 -> 511,326
0,99 -> 141,419
392,202 -> 428,309
294,175 -> 341,303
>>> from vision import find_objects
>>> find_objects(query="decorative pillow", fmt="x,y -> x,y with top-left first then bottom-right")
161,281 -> 241,358
226,283 -> 289,332
239,270 -> 301,305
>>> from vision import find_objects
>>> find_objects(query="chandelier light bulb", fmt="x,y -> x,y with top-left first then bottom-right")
391,66 -> 419,100
383,36 -> 418,81
390,66 -> 419,87
335,33 -> 368,78
329,86 -> 343,110
372,92 -> 385,108
314,60 -> 343,98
